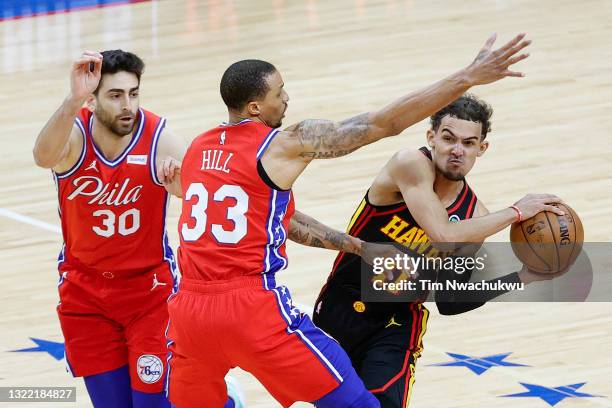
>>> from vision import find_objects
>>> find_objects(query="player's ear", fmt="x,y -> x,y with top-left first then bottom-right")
246,101 -> 261,116
477,139 -> 489,157
86,94 -> 96,113
426,129 -> 436,148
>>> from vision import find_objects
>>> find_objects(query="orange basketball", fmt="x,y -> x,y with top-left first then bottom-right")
510,203 -> 584,274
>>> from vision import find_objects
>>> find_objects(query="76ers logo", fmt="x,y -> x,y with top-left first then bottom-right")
67,176 -> 143,206
137,354 -> 163,384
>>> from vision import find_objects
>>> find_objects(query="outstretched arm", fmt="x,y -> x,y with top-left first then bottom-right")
289,210 -> 413,270
33,51 -> 103,171
289,210 -> 361,254
263,33 -> 531,189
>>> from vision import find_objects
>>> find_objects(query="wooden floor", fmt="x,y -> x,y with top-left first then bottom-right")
1,0 -> 611,407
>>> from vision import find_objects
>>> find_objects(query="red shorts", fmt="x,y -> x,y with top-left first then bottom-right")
167,275 -> 358,408
57,262 -> 177,393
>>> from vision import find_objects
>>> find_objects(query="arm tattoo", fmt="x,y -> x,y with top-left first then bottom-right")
288,211 -> 359,253
293,113 -> 371,159
324,231 -> 350,251
288,217 -> 311,244
309,237 -> 325,248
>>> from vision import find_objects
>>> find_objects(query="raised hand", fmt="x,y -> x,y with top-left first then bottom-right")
513,194 -> 565,220
70,51 -> 103,102
464,33 -> 531,86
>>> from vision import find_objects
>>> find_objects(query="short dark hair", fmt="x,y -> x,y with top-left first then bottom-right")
430,94 -> 493,139
220,59 -> 277,110
94,50 -> 145,94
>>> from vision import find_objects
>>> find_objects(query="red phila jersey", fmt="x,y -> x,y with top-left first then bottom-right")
54,108 -> 175,274
178,120 -> 295,282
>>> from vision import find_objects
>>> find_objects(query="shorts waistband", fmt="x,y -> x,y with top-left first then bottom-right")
60,262 -> 169,280
179,276 -> 267,294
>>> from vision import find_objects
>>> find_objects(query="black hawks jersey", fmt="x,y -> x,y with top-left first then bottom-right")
319,147 -> 479,308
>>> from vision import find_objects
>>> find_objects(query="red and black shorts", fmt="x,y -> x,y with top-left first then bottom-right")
314,282 -> 429,408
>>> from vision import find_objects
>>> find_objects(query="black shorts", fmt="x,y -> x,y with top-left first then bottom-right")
314,282 -> 429,408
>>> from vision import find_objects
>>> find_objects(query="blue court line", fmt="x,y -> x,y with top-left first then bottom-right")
0,0 -> 150,22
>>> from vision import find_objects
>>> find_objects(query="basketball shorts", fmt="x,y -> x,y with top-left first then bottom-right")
56,262 -> 177,393
314,282 -> 429,408
166,275 -> 371,408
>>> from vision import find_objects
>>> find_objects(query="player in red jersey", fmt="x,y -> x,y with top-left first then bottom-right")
33,50 -> 242,408
163,34 -> 533,407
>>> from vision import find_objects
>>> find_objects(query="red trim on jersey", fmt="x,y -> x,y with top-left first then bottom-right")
372,206 -> 406,217
466,191 -> 477,218
348,206 -> 374,235
447,182 -> 469,213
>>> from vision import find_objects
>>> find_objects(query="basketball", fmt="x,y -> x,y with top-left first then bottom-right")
510,203 -> 584,273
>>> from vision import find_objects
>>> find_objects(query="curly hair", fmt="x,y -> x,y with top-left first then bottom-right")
430,94 -> 493,139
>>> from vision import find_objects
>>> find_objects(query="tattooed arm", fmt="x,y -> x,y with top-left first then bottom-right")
261,33 -> 531,189
289,210 -> 362,255
289,210 -> 414,270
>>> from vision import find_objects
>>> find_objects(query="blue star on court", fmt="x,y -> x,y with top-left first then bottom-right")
11,338 -> 65,361
502,382 -> 601,406
429,352 -> 528,375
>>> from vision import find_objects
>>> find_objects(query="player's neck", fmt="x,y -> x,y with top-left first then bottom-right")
91,115 -> 135,161
433,173 -> 464,206
227,111 -> 265,126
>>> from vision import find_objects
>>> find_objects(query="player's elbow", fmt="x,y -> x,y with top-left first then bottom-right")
32,147 -> 55,169
435,301 -> 460,315
428,228 -> 456,246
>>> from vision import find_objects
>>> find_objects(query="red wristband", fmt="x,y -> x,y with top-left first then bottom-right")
510,205 -> 523,222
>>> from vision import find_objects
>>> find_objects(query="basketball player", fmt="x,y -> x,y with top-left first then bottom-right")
309,94 -> 564,408
164,33 -> 534,408
33,50 -> 242,408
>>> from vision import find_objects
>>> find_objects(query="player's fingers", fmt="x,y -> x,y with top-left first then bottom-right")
156,165 -> 166,183
539,195 -> 563,203
543,205 -> 565,216
83,50 -> 103,59
73,56 -> 100,70
169,161 -> 180,177
504,53 -> 530,67
499,39 -> 531,61
502,69 -> 525,77
481,33 -> 497,51
496,33 -> 526,54
164,159 -> 170,177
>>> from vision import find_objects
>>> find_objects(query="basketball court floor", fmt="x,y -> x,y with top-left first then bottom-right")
1,0 -> 611,407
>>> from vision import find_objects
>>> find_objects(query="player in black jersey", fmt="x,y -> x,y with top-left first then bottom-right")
295,94 -> 566,408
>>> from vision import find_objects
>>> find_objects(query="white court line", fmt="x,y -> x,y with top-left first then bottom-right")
3,208 -> 609,406
0,208 -> 61,234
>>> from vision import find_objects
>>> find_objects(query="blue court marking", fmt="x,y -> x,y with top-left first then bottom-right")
1,0 -> 150,22
11,337 -> 65,360
502,382 -> 602,406
429,352 -> 528,375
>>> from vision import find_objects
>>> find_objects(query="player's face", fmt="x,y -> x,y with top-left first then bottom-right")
93,71 -> 140,136
258,71 -> 289,128
427,116 -> 489,181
